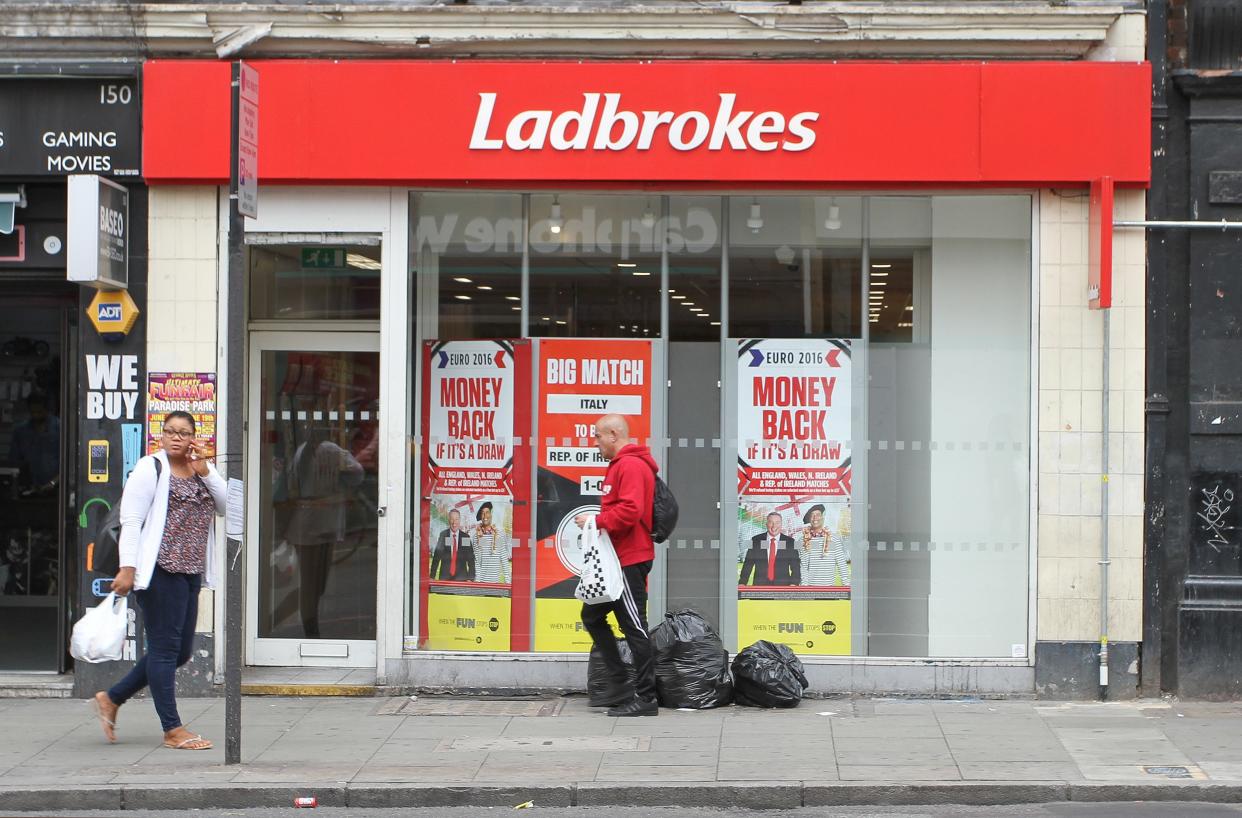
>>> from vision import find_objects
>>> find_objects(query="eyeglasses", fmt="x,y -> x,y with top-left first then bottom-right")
162,429 -> 194,440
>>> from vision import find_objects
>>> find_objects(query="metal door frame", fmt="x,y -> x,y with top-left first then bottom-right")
245,330 -> 381,668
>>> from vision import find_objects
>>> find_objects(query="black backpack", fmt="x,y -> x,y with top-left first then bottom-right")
650,475 -> 679,544
90,458 -> 161,576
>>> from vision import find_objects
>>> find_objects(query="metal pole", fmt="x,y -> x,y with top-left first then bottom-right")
1114,219 -> 1242,230
224,60 -> 245,766
1099,309 -> 1111,697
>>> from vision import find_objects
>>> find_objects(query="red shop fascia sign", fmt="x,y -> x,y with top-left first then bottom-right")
143,59 -> 1151,306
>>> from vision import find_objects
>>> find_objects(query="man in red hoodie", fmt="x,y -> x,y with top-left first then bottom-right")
573,413 -> 659,717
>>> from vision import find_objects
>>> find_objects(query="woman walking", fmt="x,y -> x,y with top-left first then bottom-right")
92,410 -> 227,750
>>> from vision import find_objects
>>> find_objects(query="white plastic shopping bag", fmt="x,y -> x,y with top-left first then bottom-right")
574,517 -> 625,605
70,592 -> 129,663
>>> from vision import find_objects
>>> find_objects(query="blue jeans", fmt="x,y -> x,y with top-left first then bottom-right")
107,566 -> 201,732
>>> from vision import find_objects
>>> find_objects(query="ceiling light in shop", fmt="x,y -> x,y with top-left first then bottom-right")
672,295 -> 685,300
511,306 -> 521,311
668,289 -> 676,293
898,321 -> 913,328
824,197 -> 842,231
689,307 -> 702,312
555,320 -> 567,325
871,271 -> 889,277
633,271 -> 651,276
453,277 -> 472,283
711,321 -> 721,326
683,301 -> 695,306
872,263 -> 892,269
642,197 -> 656,229
455,295 -> 471,301
549,196 -> 563,235
697,313 -> 710,318
905,305 -> 914,311
871,281 -> 887,287
346,253 -> 381,270
541,316 -> 551,322
506,296 -> 520,301
617,262 -> 637,268
477,285 -> 493,291
747,199 -> 763,233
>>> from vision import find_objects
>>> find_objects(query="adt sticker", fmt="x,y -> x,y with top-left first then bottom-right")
98,303 -> 122,321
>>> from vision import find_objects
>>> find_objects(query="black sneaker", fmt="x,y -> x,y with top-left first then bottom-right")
607,697 -> 658,717
589,683 -> 634,708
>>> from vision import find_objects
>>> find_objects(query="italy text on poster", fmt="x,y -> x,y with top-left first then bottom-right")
735,339 -> 853,656
535,339 -> 653,652
418,340 -> 531,651
146,372 -> 217,457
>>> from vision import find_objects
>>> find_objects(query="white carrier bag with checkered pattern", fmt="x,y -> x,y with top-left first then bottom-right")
574,517 -> 624,605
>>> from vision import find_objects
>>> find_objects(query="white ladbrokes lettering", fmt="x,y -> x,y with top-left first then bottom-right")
470,92 -> 819,153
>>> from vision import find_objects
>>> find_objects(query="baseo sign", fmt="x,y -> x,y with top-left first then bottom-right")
470,92 -> 820,153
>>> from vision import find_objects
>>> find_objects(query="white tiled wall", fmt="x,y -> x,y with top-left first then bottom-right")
147,187 -> 219,373
148,186 -> 221,631
1036,188 -> 1145,644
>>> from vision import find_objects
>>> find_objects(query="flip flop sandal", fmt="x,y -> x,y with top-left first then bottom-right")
91,694 -> 117,743
165,734 -> 213,750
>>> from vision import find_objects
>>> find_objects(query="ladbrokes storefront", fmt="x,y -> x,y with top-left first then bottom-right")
141,59 -> 1149,693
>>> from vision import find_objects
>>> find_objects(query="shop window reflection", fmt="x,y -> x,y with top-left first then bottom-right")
528,194 -> 661,338
249,245 -> 381,321
727,196 -> 863,340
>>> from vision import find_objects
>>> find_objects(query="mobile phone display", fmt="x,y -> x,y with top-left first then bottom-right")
88,439 -> 110,483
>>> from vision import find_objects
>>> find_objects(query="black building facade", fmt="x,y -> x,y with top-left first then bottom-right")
1145,0 -> 1242,698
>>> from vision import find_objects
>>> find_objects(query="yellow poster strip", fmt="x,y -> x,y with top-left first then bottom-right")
533,598 -> 623,652
738,597 -> 851,656
425,592 -> 511,651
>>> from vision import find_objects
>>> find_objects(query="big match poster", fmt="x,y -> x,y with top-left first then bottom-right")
534,339 -> 653,651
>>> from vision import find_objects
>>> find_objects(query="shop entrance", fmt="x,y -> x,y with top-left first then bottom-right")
0,291 -> 76,671
247,332 -> 380,667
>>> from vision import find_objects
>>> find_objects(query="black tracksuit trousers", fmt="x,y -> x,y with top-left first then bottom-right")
581,560 -> 656,703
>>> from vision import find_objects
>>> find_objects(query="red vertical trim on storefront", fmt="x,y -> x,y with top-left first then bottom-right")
417,342 -> 432,649
1090,176 -> 1115,310
509,342 -> 533,651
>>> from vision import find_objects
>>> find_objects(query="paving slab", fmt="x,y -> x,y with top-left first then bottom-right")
4,695 -> 1242,809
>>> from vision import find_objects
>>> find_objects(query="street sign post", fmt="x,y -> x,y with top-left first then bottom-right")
237,63 -> 259,219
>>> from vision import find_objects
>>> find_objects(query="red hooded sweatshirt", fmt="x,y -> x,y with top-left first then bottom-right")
594,443 -> 658,567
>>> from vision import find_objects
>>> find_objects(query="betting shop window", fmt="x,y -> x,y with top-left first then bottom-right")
413,192 -> 523,340
726,196 -> 864,340
527,194 -> 661,339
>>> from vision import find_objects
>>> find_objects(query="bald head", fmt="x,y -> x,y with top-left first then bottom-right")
593,413 -> 631,460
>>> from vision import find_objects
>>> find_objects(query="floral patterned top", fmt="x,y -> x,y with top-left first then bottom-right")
157,474 -> 215,574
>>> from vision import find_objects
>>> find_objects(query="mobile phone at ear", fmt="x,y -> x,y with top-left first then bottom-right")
88,439 -> 110,483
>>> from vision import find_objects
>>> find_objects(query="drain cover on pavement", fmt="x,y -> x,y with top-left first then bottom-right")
439,736 -> 650,752
377,698 -> 566,717
1142,765 -> 1206,779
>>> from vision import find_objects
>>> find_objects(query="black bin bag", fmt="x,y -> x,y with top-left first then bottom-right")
731,640 -> 809,708
649,609 -> 733,709
587,638 -> 636,699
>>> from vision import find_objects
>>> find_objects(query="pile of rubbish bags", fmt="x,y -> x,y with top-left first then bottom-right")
585,609 -> 812,710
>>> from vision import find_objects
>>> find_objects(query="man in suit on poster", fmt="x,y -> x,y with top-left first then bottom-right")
740,512 -> 801,586
430,509 -> 475,581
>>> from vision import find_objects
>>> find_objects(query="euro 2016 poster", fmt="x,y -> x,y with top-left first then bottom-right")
419,340 -> 531,651
736,339 -> 853,656
534,339 -> 652,652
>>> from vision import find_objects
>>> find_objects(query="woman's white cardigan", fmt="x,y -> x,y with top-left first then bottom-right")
118,450 -> 228,591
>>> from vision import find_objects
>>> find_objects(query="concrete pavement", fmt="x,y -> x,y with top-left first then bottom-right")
2,695 -> 1242,810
